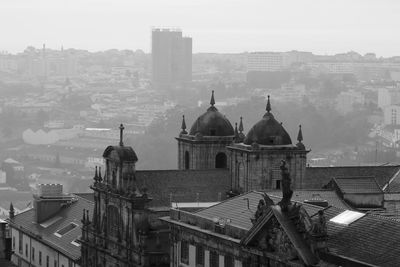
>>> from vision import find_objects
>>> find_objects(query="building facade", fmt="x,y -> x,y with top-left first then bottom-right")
228,96 -> 308,193
151,28 -> 192,88
80,126 -> 169,267
7,184 -> 92,267
176,91 -> 237,170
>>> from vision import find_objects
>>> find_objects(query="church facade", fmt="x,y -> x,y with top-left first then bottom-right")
80,125 -> 169,267
80,92 -> 309,267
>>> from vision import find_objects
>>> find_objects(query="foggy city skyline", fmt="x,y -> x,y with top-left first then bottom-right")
3,1 -> 400,267
1,0 -> 400,57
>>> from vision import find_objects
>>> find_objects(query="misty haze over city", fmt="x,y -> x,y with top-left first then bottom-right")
1,1 -> 400,267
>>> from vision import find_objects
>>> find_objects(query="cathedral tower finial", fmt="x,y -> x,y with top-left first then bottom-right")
94,166 -> 98,182
119,124 -> 125,146
266,95 -> 271,113
181,115 -> 187,134
210,90 -> 215,106
297,125 -> 303,143
239,116 -> 244,133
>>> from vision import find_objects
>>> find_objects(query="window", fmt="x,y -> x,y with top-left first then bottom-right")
54,260 -> 57,267
196,245 -> 204,266
210,129 -> 216,136
46,255 -> 49,267
209,251 -> 219,267
71,238 -> 81,247
18,231 -> 22,254
224,255 -> 234,267
32,247 -> 35,261
12,236 -> 15,250
54,223 -> 78,237
275,180 -> 281,189
107,205 -> 120,237
39,251 -> 42,266
215,153 -> 227,168
180,240 -> 189,264
25,243 -> 28,257
184,151 -> 190,170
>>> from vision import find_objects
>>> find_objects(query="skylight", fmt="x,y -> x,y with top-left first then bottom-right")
329,210 -> 365,225
54,223 -> 78,237
71,237 -> 81,247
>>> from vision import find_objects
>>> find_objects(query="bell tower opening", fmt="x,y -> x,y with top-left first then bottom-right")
215,152 -> 227,168
185,151 -> 190,170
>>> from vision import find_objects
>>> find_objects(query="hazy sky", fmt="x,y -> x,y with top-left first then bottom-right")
1,0 -> 400,56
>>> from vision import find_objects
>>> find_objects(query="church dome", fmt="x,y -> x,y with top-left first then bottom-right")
244,96 -> 292,146
189,91 -> 234,136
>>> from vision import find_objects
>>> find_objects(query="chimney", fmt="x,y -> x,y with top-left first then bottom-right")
33,184 -> 72,223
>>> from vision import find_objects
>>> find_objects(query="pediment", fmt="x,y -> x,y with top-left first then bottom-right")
242,204 -> 319,265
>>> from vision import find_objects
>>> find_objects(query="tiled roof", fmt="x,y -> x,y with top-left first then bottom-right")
333,177 -> 383,194
196,191 -> 322,230
383,168 -> 400,193
305,165 -> 400,189
8,194 -> 93,261
136,169 -> 230,207
266,189 -> 351,210
196,191 -> 400,267
323,206 -> 400,267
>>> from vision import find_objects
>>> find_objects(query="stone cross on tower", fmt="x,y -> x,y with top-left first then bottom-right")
119,124 -> 125,146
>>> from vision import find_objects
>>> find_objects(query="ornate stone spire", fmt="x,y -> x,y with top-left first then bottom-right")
239,116 -> 244,134
297,125 -> 303,143
82,209 -> 86,224
9,202 -> 14,219
86,210 -> 90,224
94,166 -> 99,182
98,166 -> 102,182
210,90 -> 215,106
234,122 -> 239,142
180,115 -> 187,134
266,95 -> 271,113
119,124 -> 125,146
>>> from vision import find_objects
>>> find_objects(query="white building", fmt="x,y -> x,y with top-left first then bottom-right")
247,52 -> 286,72
7,184 -> 93,267
307,62 -> 354,75
384,105 -> 400,125
378,87 -> 400,109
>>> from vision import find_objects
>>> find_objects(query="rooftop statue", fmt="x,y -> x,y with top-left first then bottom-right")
279,160 -> 293,212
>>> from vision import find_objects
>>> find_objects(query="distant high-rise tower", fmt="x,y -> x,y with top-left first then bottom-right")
152,28 -> 192,88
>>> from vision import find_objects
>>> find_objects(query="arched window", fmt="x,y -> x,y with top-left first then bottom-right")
107,205 -> 120,237
185,151 -> 190,170
215,152 -> 227,168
